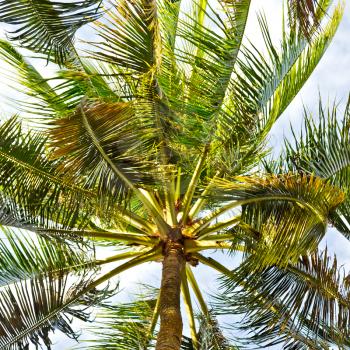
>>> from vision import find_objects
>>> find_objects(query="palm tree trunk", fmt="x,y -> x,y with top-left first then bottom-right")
156,241 -> 185,350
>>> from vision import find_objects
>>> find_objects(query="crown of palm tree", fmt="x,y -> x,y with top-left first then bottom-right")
0,0 -> 348,349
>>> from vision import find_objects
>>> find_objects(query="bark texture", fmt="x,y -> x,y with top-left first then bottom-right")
156,241 -> 185,350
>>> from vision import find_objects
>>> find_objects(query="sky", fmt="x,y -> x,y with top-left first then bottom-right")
0,0 -> 349,349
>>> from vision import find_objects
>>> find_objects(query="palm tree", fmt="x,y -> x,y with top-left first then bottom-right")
0,0 -> 348,349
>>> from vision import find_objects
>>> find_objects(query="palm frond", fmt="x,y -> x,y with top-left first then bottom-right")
217,249 -> 350,349
277,98 -> 350,242
0,40 -> 64,117
229,0 -> 343,145
214,173 -> 343,218
43,64 -> 121,113
57,56 -> 138,106
0,0 -> 102,65
0,271 -> 116,350
0,191 -> 92,242
0,225 -> 93,286
239,203 -> 326,269
197,314 -> 236,349
181,312 -> 239,350
49,100 -> 158,203
212,173 -> 343,267
265,0 -> 342,120
283,102 -> 350,180
34,227 -> 158,248
75,61 -> 122,101
89,0 -> 184,171
189,0 -> 339,176
176,0 -> 251,112
91,0 -> 161,75
0,39 -> 127,124
158,0 -> 181,53
157,0 -> 252,153
79,286 -> 159,349
288,0 -> 324,39
0,116 -> 96,229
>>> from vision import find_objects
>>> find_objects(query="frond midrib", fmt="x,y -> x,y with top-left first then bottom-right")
0,149 -> 94,196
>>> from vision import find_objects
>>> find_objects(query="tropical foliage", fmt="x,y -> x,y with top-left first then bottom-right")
0,0 -> 348,349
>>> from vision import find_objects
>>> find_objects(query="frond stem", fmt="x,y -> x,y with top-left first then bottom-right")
196,216 -> 241,239
165,175 -> 177,226
175,167 -> 182,202
181,145 -> 210,224
147,289 -> 161,343
95,250 -> 148,266
194,195 -> 325,234
90,248 -> 162,289
116,207 -> 156,234
186,265 -> 209,315
181,272 -> 199,349
0,150 -> 93,196
184,239 -> 238,253
80,104 -> 170,237
188,170 -> 221,219
38,229 -> 158,246
193,253 -> 232,276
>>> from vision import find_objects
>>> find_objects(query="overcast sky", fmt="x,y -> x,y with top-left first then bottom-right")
0,0 -> 349,349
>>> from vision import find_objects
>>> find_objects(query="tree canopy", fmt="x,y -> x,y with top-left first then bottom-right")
0,0 -> 349,349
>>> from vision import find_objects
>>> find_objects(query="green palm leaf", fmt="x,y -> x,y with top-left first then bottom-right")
238,202 -> 326,269
91,0 -> 161,75
49,100 -> 158,203
89,0 -> 183,171
79,287 -> 158,349
214,173 -> 343,218
0,40 -> 65,118
156,0 -> 251,154
288,0 -> 324,39
61,62 -> 122,103
217,249 -> 350,348
229,0 -> 343,143
0,226 -> 93,286
181,313 -> 239,350
0,271 -> 115,350
0,116 -> 95,229
278,98 -> 350,242
175,0 -> 251,114
174,0 -> 342,174
0,0 -> 102,65
212,174 -> 343,267
0,40 -> 122,123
